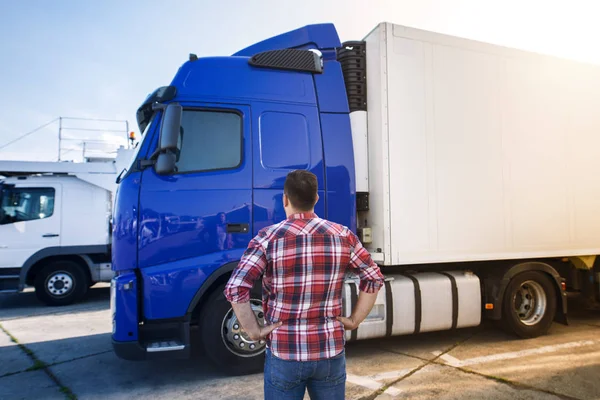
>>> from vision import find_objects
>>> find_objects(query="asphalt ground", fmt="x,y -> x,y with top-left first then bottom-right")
1,285 -> 599,400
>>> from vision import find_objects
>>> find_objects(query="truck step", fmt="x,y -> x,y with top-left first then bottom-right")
145,340 -> 185,353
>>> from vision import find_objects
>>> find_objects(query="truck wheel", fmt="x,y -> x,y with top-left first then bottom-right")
502,271 -> 556,338
199,284 -> 266,375
34,261 -> 89,307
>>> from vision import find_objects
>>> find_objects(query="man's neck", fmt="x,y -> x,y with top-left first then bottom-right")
285,209 -> 315,218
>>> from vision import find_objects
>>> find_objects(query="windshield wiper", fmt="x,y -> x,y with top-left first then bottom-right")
116,168 -> 127,184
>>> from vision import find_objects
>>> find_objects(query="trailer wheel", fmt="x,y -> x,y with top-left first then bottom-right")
502,271 -> 556,338
199,284 -> 265,375
34,261 -> 89,307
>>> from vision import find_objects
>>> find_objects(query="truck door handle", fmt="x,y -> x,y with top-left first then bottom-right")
226,224 -> 249,234
42,234 -> 59,238
0,245 -> 7,248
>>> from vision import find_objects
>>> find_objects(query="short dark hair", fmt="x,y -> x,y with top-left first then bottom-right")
284,170 -> 318,211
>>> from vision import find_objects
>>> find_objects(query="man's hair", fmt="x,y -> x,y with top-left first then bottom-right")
284,170 -> 318,211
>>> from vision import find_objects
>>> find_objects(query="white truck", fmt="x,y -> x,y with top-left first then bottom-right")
0,147 -> 131,306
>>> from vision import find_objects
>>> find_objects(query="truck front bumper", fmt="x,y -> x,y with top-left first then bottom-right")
0,268 -> 21,293
112,339 -> 147,360
111,271 -> 191,361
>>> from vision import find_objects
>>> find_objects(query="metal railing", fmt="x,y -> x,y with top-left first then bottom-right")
58,117 -> 131,162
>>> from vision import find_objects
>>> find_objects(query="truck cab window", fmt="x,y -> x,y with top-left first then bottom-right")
176,110 -> 242,173
259,111 -> 310,169
0,187 -> 55,225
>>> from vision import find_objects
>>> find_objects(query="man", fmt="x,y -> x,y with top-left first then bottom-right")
224,170 -> 384,399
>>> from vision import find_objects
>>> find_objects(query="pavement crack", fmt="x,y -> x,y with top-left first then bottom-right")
0,369 -> 28,379
377,330 -> 482,365
0,323 -> 78,400
433,362 -> 583,400
49,350 -> 113,367
357,332 -> 478,399
0,349 -> 111,380
371,327 -> 582,400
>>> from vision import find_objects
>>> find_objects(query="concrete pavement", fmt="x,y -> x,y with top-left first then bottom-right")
1,287 -> 599,400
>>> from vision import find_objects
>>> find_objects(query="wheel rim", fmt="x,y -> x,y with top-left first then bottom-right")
221,299 -> 267,357
46,271 -> 74,297
513,280 -> 547,326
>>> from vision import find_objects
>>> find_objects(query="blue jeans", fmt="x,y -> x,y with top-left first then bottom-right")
263,348 -> 346,400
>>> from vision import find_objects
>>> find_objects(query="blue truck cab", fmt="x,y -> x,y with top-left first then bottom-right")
111,23 -> 360,372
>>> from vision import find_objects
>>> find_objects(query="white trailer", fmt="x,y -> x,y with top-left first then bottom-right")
0,147 -> 132,306
341,22 -> 600,341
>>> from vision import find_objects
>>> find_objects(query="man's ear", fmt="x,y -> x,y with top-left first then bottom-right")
283,193 -> 289,208
314,193 -> 320,206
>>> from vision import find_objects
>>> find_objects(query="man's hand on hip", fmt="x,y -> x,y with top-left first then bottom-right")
246,321 -> 283,341
337,289 -> 380,331
230,301 -> 283,341
337,316 -> 358,330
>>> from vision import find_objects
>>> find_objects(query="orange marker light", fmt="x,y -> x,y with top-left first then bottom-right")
129,131 -> 136,140
561,282 -> 566,291
485,303 -> 494,310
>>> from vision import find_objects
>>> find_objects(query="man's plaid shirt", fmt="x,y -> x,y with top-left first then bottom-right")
224,212 -> 384,361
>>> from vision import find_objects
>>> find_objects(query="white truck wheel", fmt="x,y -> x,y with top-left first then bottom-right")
34,260 -> 89,306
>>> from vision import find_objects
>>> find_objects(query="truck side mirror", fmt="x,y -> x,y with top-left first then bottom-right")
155,103 -> 182,175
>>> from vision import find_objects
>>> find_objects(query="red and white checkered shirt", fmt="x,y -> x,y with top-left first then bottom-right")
224,212 -> 384,361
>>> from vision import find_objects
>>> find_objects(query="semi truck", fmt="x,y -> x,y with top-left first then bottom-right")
0,147 -> 132,306
110,22 -> 600,374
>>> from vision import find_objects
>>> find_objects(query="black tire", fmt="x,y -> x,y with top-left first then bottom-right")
34,260 -> 89,306
199,283 -> 265,375
501,271 -> 557,338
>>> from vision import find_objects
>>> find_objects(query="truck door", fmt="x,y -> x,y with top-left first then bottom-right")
0,184 -> 62,270
138,103 -> 252,320
252,103 -> 326,232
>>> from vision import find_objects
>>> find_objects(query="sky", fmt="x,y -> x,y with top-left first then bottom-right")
1,0 -> 600,162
